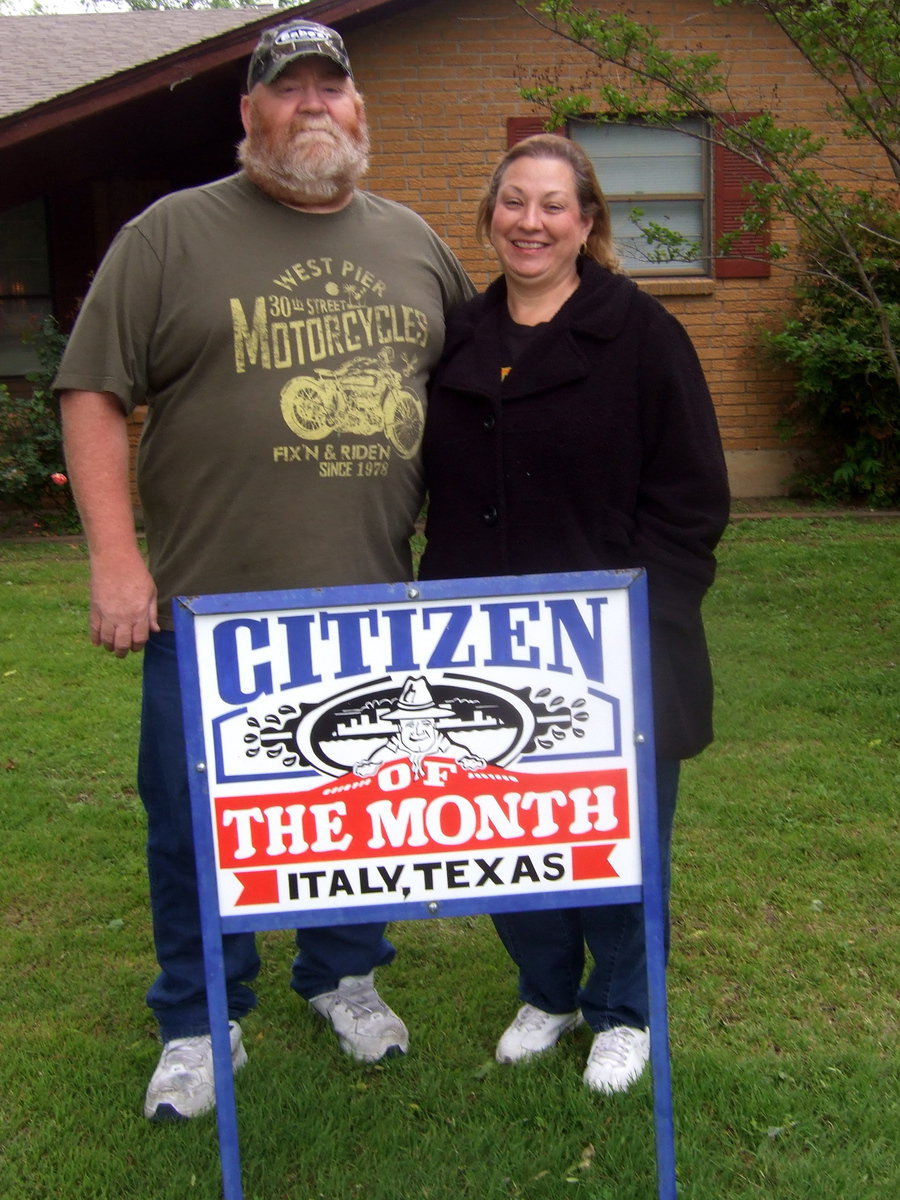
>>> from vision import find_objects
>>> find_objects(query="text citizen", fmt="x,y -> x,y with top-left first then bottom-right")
211,596 -> 610,705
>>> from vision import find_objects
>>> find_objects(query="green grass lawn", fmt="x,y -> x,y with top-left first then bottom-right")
0,517 -> 897,1199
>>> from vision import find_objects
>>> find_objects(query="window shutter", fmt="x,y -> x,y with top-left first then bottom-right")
507,117 -> 564,147
714,113 -> 771,278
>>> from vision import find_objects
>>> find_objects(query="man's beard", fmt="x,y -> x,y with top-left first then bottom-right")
238,109 -> 370,208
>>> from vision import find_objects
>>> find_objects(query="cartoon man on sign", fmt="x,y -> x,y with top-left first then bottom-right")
353,676 -> 486,778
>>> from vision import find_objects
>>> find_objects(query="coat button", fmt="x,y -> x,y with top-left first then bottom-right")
482,505 -> 499,526
483,414 -> 496,431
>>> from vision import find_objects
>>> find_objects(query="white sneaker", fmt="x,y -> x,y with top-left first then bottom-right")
583,1025 -> 650,1093
495,1003 -> 583,1064
309,972 -> 408,1063
143,1020 -> 247,1120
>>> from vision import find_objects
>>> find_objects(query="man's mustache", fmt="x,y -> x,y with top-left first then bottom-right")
288,118 -> 343,136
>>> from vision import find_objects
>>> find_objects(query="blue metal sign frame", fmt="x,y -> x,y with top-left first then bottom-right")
174,568 -> 676,1199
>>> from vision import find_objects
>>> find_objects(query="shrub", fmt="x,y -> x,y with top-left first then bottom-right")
0,316 -> 79,532
764,210 -> 900,507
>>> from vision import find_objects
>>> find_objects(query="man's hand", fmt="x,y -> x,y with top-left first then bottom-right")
60,389 -> 159,656
89,553 -> 159,656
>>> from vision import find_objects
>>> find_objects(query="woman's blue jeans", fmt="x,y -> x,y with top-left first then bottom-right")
138,632 -> 394,1042
491,759 -> 680,1032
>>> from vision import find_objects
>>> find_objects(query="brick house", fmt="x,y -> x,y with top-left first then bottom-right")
0,0 -> 881,497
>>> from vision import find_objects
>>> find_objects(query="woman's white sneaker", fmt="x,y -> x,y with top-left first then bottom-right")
495,1003 -> 583,1063
583,1025 -> 650,1093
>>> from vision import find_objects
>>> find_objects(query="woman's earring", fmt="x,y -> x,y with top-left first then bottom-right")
579,242 -> 588,256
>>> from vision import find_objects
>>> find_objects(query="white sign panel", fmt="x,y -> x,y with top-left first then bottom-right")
177,572 -> 652,923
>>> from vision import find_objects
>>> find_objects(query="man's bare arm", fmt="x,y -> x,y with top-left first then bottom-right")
60,390 -> 158,656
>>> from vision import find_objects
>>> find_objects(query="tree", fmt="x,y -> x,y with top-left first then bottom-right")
519,0 -> 900,501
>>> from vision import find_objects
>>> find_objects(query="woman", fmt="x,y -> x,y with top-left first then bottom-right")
418,135 -> 729,1093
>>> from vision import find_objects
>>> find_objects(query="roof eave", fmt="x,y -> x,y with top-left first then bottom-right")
0,15 -> 270,152
0,0 -> 421,153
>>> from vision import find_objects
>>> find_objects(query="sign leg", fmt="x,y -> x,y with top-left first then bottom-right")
640,796 -> 678,1199
205,933 -> 244,1200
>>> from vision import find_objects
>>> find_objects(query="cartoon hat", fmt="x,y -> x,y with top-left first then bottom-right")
386,677 -> 456,721
248,20 -> 353,90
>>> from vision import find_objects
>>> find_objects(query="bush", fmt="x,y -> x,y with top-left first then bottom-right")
764,210 -> 900,507
0,316 -> 79,532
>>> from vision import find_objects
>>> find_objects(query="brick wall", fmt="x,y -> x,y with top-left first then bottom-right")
331,0 -> 886,491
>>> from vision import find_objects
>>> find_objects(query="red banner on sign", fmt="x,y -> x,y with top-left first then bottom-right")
571,843 -> 618,880
214,762 -> 629,870
233,870 -> 280,907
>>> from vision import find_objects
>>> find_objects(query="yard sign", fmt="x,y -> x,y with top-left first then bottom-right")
174,569 -> 676,1199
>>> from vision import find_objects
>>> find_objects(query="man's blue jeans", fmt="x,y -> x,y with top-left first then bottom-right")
139,632 -> 394,1042
491,759 -> 680,1032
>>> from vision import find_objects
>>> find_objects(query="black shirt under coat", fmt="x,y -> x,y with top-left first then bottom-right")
419,260 -> 730,761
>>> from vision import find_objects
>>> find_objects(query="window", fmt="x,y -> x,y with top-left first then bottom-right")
573,119 -> 707,275
0,199 -> 52,376
506,115 -> 770,280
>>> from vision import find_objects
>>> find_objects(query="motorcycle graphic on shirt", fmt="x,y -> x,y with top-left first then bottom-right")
279,348 -> 425,459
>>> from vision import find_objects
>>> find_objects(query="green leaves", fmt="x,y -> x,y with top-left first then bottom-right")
0,316 -> 78,531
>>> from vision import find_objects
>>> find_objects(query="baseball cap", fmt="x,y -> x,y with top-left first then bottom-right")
247,20 -> 353,90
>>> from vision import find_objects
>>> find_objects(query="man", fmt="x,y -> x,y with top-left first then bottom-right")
56,19 -> 472,1121
354,675 -> 487,776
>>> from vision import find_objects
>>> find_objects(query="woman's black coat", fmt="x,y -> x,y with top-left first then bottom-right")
419,260 -> 730,761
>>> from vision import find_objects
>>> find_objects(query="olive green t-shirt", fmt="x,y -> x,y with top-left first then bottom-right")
55,173 -> 473,626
